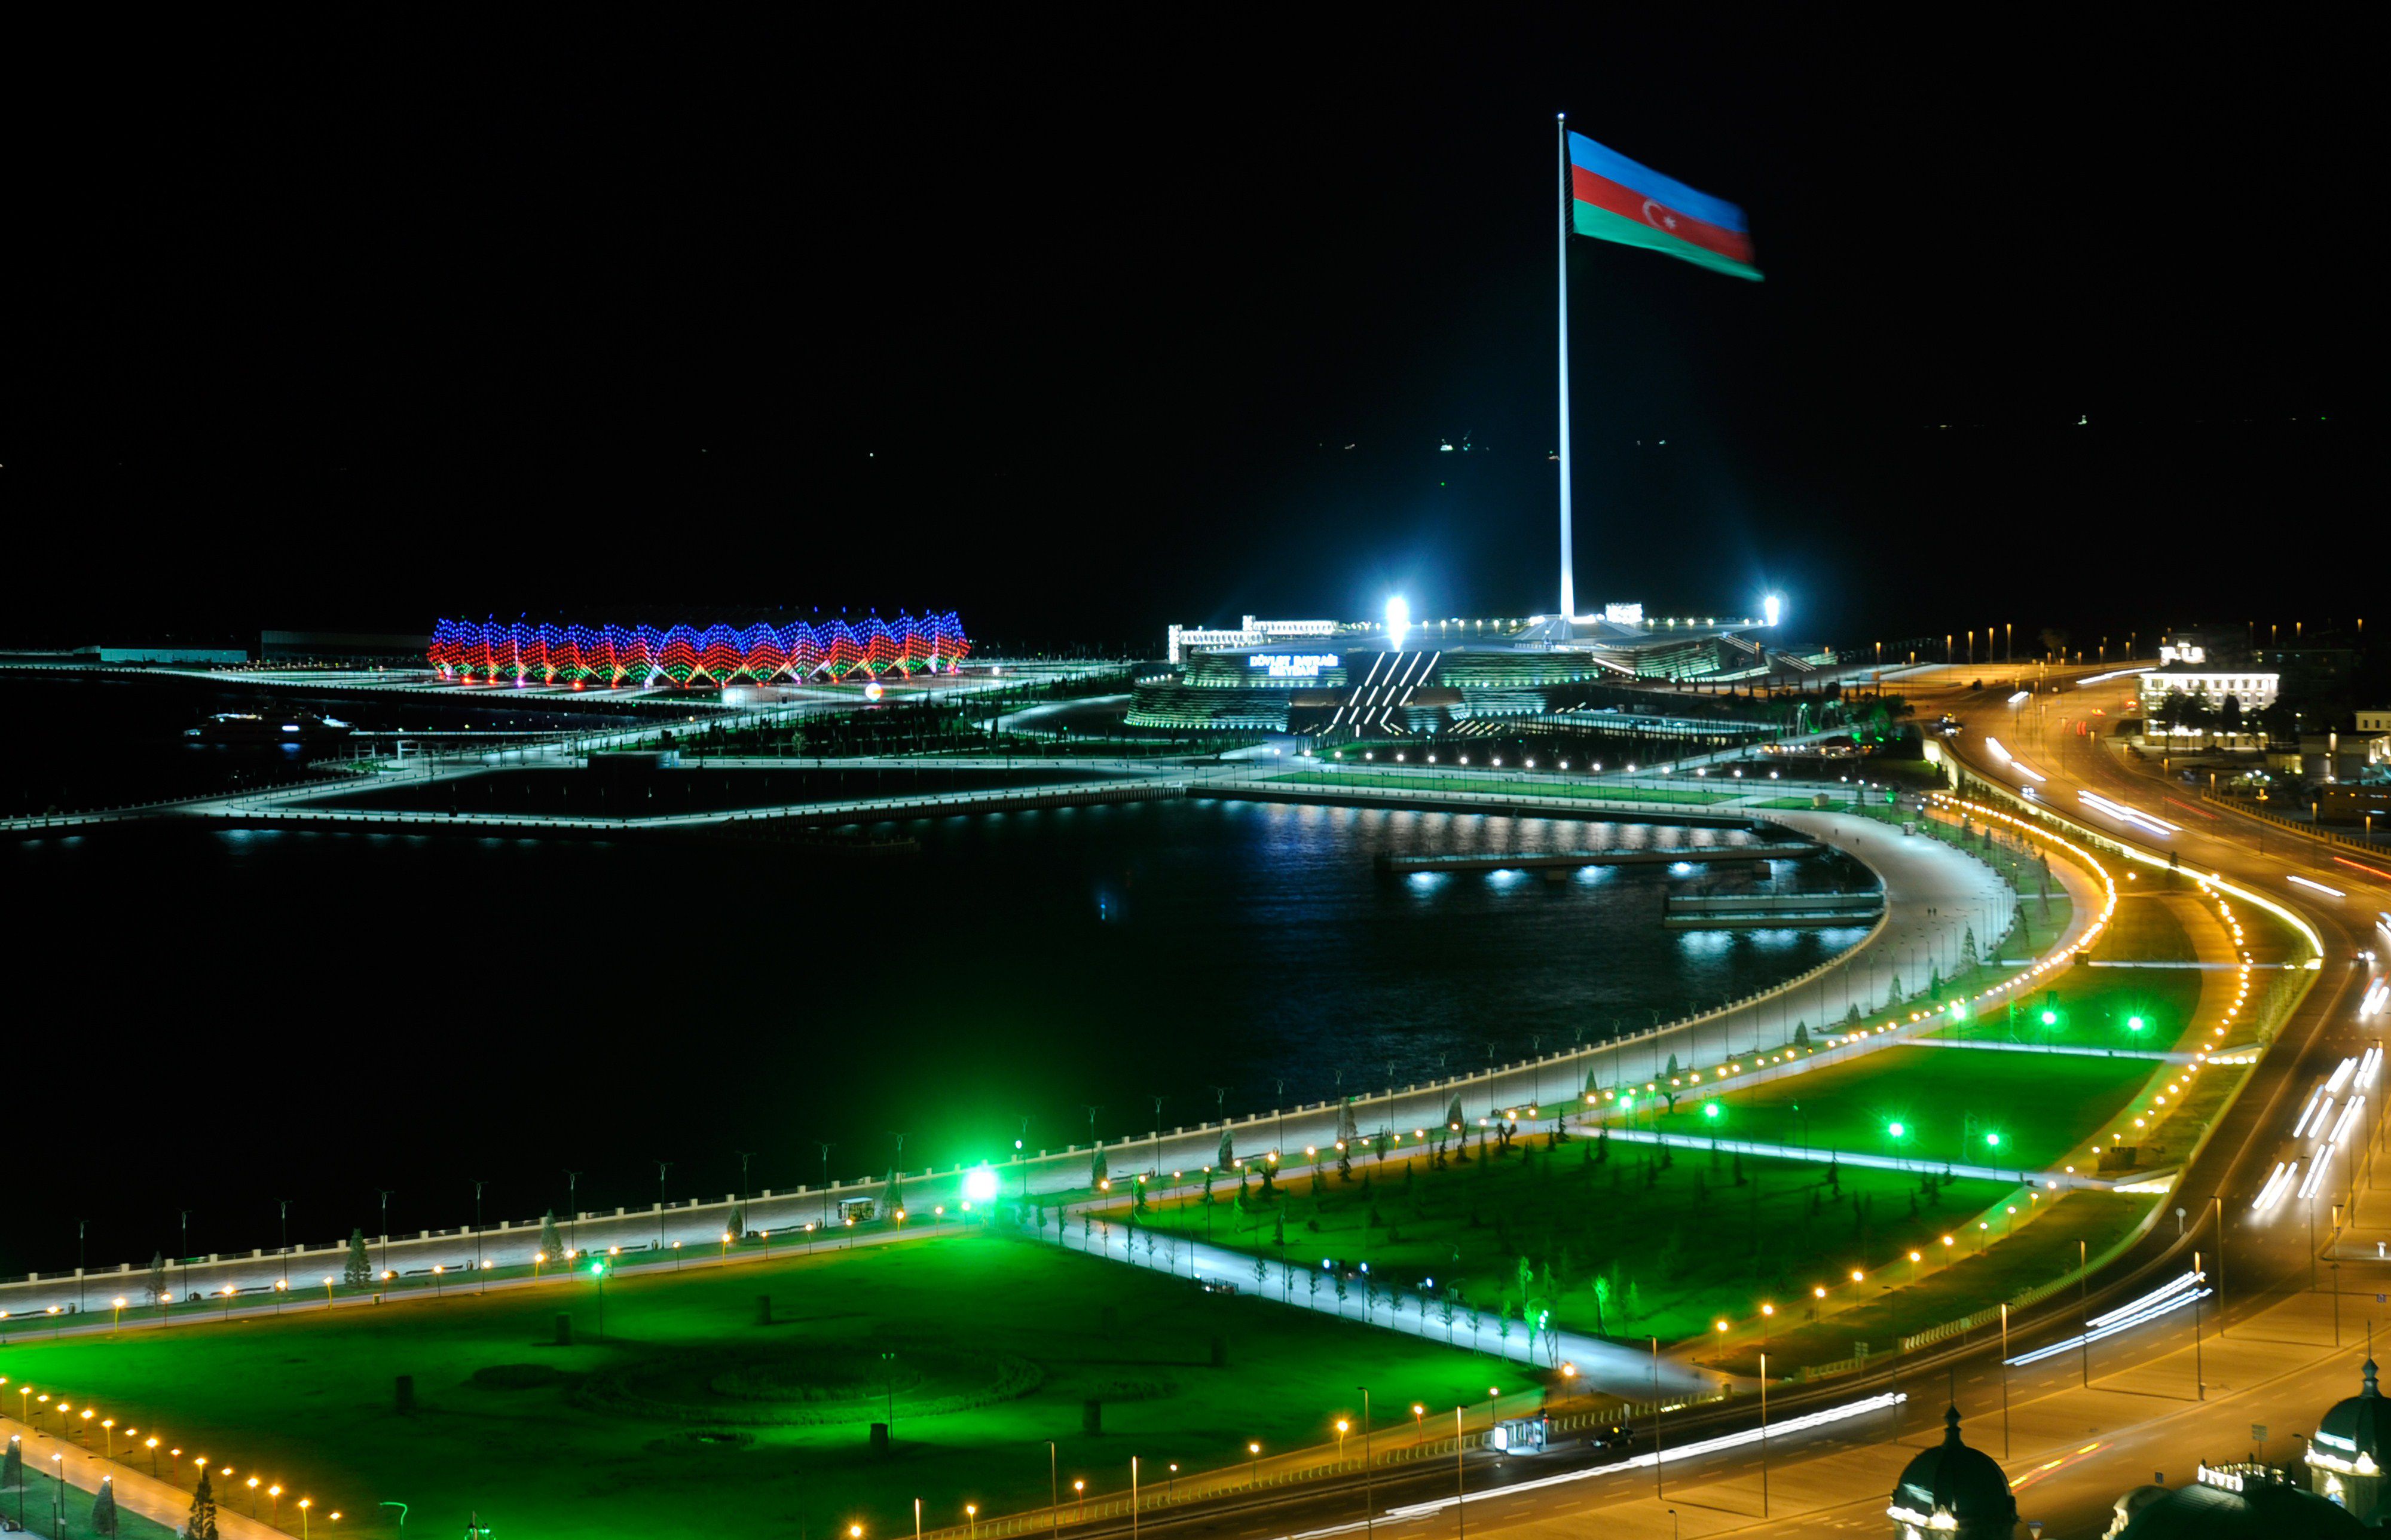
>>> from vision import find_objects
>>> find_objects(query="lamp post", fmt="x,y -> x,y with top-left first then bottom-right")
1452,1407 -> 1466,1540
1999,1303 -> 2011,1458
1358,1385 -> 1374,1538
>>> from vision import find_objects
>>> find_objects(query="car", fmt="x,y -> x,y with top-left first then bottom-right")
1588,1424 -> 1636,1450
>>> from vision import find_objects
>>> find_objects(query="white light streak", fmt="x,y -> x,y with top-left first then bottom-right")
1371,1392 -> 1909,1519
2329,1097 -> 2365,1150
2078,789 -> 2181,837
2288,874 -> 2347,898
2008,1273 -> 2210,1366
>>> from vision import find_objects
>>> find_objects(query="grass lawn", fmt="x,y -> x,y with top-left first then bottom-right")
1706,1190 -> 2157,1374
1643,1045 -> 2164,1170
1098,1138 -> 2017,1355
0,1459 -> 179,1539
1265,770 -> 1731,805
0,1234 -> 1538,1539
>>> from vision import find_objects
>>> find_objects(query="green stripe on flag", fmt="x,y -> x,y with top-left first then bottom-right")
1573,202 -> 1762,281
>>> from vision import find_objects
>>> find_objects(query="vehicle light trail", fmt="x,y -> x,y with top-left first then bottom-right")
2253,1161 -> 2295,1213
2328,1097 -> 2365,1150
2288,874 -> 2347,898
2292,1088 -> 2331,1138
2078,789 -> 2181,837
2326,1057 -> 2359,1097
1364,1392 -> 1910,1519
2007,1273 -> 2209,1366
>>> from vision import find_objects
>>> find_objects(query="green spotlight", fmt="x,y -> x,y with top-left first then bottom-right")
1888,1121 -> 1906,1139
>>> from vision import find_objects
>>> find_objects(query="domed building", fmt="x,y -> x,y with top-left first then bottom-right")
1889,1406 -> 2017,1538
2109,1462 -> 2366,1536
2307,1356 -> 2391,1521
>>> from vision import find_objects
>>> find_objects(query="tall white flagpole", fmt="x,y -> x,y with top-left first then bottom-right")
1555,112 -> 1576,626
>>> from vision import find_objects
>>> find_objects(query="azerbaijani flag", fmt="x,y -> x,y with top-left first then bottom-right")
1569,130 -> 1760,281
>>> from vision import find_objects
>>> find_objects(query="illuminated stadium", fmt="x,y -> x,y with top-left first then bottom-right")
1128,604 -> 1833,736
429,611 -> 970,684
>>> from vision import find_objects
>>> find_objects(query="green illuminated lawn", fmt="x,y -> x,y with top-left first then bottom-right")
0,1233 -> 1537,1540
1643,1047 -> 2164,1170
1103,1138 -> 2016,1358
0,1459 -> 179,1539
1707,1189 -> 2157,1376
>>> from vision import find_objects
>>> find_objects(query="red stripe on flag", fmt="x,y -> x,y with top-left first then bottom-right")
1572,166 -> 1754,267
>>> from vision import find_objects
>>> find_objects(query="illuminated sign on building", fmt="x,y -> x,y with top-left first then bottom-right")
1250,653 -> 1341,678
2159,644 -> 2207,665
1603,602 -> 1644,626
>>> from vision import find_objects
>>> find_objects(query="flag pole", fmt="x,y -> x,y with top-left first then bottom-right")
1555,112 -> 1576,626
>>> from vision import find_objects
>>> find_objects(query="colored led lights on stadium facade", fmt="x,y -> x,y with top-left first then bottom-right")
427,613 -> 970,684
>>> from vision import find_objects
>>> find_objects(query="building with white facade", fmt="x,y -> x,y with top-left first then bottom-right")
1166,617 -> 1339,663
2138,667 -> 2280,715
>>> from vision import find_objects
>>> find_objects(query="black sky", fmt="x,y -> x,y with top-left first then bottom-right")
14,16 -> 2370,652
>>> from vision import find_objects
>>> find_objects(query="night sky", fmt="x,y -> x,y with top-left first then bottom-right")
17,18 -> 2369,653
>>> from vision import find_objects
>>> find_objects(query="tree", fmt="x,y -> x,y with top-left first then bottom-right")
1,1434 -> 19,1493
1090,1146 -> 1109,1188
1592,1275 -> 1612,1334
92,1475 -> 120,1536
149,1251 -> 167,1307
1218,1128 -> 1235,1167
1445,1095 -> 1466,1129
1793,1021 -> 1810,1049
1961,927 -> 1979,970
188,1470 -> 221,1540
726,1205 -> 745,1238
539,1211 -> 564,1261
1665,1053 -> 1679,1077
344,1228 -> 373,1290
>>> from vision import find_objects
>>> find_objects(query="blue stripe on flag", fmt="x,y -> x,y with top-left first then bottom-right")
1567,131 -> 1747,234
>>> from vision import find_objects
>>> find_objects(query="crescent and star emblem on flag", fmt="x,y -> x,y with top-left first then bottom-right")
1640,198 -> 1680,232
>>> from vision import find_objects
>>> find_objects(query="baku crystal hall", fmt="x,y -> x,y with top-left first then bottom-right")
428,611 -> 970,685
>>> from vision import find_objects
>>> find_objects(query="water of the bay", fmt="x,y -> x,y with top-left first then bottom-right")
7,791 -> 1871,1276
